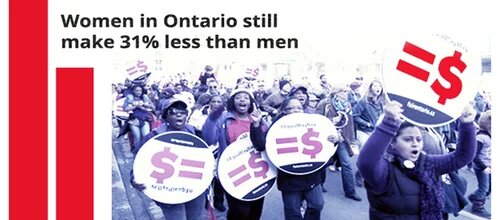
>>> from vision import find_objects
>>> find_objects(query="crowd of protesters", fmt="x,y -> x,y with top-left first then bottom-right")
112,64 -> 492,220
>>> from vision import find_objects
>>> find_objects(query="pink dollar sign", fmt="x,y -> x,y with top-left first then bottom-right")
248,151 -> 268,179
301,128 -> 323,159
431,51 -> 466,105
150,147 -> 178,184
136,60 -> 148,73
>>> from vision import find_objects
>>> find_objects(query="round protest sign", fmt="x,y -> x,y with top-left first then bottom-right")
123,59 -> 151,82
133,131 -> 215,204
218,132 -> 277,201
112,98 -> 129,120
382,33 -> 482,126
265,113 -> 337,175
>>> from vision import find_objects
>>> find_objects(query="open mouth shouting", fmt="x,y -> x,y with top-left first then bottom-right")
409,149 -> 420,160
237,102 -> 249,113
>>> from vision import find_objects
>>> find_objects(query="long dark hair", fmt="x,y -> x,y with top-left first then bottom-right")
365,79 -> 388,105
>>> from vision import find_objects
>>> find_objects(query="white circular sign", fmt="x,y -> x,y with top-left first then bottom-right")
265,113 -> 337,175
218,132 -> 277,201
133,131 -> 215,204
382,33 -> 482,126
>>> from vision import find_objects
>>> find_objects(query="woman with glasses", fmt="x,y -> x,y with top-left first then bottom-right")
131,99 -> 208,220
202,88 -> 267,220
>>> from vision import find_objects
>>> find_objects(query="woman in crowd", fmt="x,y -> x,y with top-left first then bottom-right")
316,86 -> 362,201
202,88 -> 267,220
352,79 -> 387,186
188,93 -> 227,212
122,85 -> 155,153
131,99 -> 207,220
188,94 -> 224,131
288,85 -> 315,114
251,97 -> 338,220
357,101 -> 477,219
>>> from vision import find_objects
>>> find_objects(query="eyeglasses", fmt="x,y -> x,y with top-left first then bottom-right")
283,106 -> 303,112
167,108 -> 188,116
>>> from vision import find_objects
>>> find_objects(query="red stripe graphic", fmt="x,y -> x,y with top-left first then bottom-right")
56,68 -> 94,220
9,0 -> 48,218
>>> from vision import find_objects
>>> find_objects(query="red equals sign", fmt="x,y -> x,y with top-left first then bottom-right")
228,164 -> 251,187
178,159 -> 205,180
397,41 -> 436,82
275,137 -> 299,155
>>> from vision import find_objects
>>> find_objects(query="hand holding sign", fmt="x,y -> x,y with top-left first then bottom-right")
383,33 -> 482,126
383,101 -> 404,122
459,104 -> 476,123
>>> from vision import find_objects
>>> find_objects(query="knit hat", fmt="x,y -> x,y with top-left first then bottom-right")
279,80 -> 291,90
230,88 -> 254,99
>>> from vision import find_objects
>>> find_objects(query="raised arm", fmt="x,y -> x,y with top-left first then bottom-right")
357,101 -> 403,192
429,105 -> 477,175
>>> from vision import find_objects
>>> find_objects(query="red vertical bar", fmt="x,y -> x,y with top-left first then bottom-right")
56,68 -> 94,220
9,0 -> 48,219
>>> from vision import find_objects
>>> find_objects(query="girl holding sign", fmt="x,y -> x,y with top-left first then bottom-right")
357,101 -> 477,219
202,88 -> 267,220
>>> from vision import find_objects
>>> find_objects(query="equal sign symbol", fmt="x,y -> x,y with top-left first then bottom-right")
396,41 -> 436,82
275,137 -> 299,154
126,66 -> 138,75
228,164 -> 251,187
178,159 -> 205,180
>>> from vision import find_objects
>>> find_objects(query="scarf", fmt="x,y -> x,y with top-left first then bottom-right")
393,155 -> 445,220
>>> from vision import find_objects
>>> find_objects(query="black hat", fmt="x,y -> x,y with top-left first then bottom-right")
162,98 -> 187,112
290,85 -> 308,95
204,65 -> 213,72
279,80 -> 291,90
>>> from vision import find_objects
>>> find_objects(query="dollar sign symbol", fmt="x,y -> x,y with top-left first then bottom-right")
431,51 -> 466,105
301,128 -> 323,159
253,68 -> 259,77
248,151 -> 268,179
150,147 -> 178,184
136,60 -> 148,73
